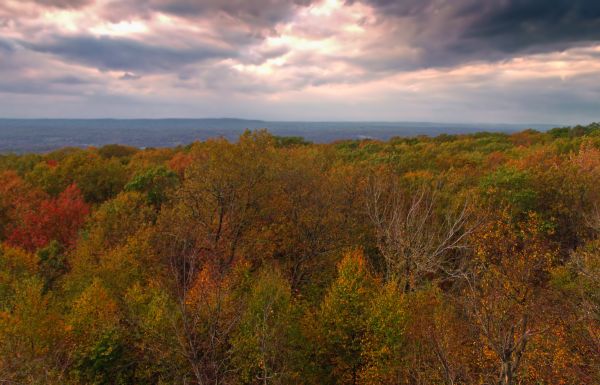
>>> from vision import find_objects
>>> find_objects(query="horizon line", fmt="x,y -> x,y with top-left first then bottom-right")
0,117 -> 566,127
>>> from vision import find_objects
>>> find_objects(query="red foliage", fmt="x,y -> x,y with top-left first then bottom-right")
168,152 -> 193,177
0,171 -> 47,239
7,184 -> 89,252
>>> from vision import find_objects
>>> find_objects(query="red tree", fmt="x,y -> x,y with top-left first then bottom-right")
8,184 -> 89,252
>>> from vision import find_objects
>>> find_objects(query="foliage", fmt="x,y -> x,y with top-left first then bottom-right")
7,184 -> 89,252
0,125 -> 599,383
124,166 -> 179,208
312,250 -> 375,384
231,266 -> 303,384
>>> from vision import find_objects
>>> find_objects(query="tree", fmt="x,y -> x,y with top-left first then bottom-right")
0,245 -> 70,384
480,166 -> 538,219
360,282 -> 407,385
27,151 -> 129,203
366,170 -> 473,290
37,240 -> 68,292
166,131 -> 275,273
0,171 -> 45,240
231,266 -> 302,384
68,279 -> 130,384
98,144 -> 138,159
7,184 -> 89,252
163,258 -> 246,384
460,212 -> 556,385
257,148 -> 364,291
312,250 -> 375,385
548,240 -> 600,382
124,166 -> 179,209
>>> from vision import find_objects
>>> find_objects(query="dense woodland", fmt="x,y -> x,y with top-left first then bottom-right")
1,123 -> 599,385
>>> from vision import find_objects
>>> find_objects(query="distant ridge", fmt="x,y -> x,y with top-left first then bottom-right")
0,118 -> 559,153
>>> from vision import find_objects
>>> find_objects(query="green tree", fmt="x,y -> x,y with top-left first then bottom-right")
480,166 -> 537,217
124,166 -> 179,209
68,279 -> 131,384
313,250 -> 375,385
231,266 -> 302,384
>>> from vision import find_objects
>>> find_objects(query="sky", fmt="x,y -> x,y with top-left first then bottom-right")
0,0 -> 599,124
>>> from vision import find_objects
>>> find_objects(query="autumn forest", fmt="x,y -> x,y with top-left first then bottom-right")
1,124 -> 599,385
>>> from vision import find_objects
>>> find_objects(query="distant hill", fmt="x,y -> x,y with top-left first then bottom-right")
0,118 -> 558,153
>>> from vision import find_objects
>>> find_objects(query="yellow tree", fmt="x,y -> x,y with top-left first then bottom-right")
0,244 -> 70,384
257,147 -> 366,291
150,131 -> 278,383
460,212 -> 555,385
360,282 -> 407,385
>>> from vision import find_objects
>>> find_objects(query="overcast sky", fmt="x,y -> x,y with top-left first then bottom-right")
1,0 -> 599,123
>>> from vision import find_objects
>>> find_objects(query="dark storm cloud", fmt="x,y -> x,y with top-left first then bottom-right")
26,0 -> 93,8
157,0 -> 311,22
50,75 -> 95,85
463,0 -> 600,53
0,76 -> 93,95
26,35 -> 235,72
352,0 -> 600,68
102,0 -> 314,28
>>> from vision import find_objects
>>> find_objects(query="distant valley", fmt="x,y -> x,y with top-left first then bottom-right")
0,118 -> 558,153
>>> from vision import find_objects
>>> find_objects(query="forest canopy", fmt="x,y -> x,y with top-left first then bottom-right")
0,124 -> 599,384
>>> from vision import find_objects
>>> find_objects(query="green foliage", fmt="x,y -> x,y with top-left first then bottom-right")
0,153 -> 43,175
36,240 -> 67,291
274,135 -> 312,147
480,166 -> 537,215
548,123 -> 600,139
73,330 -> 132,385
231,266 -> 303,384
124,166 -> 179,208
124,283 -> 182,380
313,250 -> 375,384
26,152 -> 129,202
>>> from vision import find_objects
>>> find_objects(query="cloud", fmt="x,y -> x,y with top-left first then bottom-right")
0,38 -> 15,53
464,0 -> 600,50
149,0 -> 312,25
120,72 -> 142,80
51,75 -> 95,84
26,35 -> 236,72
0,0 -> 599,123
350,0 -> 600,69
26,0 -> 93,9
0,74 -> 96,95
100,0 -> 315,31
